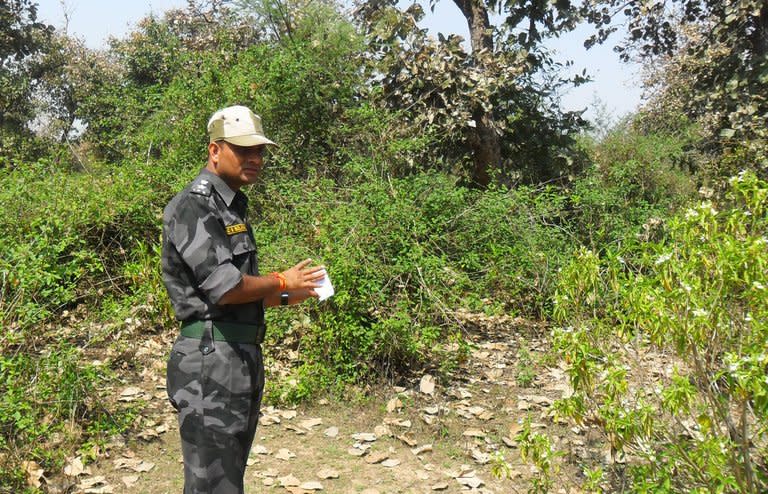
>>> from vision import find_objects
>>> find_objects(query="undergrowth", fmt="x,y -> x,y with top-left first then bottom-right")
0,118 -> 698,489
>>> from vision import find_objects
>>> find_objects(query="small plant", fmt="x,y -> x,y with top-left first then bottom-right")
515,342 -> 536,388
516,418 -> 562,494
438,330 -> 473,376
121,240 -> 174,327
489,451 -> 513,480
0,344 -> 132,490
582,466 -> 606,493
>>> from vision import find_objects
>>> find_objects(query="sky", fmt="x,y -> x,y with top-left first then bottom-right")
36,0 -> 644,123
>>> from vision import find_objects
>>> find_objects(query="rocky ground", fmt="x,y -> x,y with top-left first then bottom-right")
48,313 -> 608,494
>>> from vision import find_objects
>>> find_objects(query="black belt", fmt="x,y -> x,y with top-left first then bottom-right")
180,320 -> 266,344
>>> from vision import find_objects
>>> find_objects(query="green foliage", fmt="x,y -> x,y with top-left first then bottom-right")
69,5 -> 259,161
0,158 -> 173,490
582,465 -> 607,493
254,171 -> 572,394
553,171 -> 768,492
0,0 -> 53,132
611,0 -> 768,179
0,160 -> 171,333
120,240 -> 175,328
489,451 -> 514,480
515,417 -> 563,493
127,4 -> 365,178
0,0 -> 58,166
0,344 -> 133,490
570,124 -> 697,254
515,343 -> 536,388
448,184 -> 572,314
230,20 -> 364,173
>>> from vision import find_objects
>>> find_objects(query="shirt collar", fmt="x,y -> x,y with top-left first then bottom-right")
199,168 -> 238,207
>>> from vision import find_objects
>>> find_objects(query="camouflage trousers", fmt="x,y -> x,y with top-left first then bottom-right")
166,330 -> 265,494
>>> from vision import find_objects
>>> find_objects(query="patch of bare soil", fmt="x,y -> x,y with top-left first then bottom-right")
52,313 -> 607,494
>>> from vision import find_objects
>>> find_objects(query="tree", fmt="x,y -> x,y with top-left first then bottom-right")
31,33 -> 92,145
585,0 -> 766,61
357,0 -> 586,185
61,2 -> 261,161
450,0 -> 501,186
586,0 -> 768,175
451,0 -> 583,185
0,0 -> 53,144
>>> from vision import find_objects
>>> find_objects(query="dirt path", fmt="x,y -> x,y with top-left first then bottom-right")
67,315 -> 592,493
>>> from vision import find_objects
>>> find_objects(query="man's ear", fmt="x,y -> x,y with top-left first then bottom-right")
208,141 -> 221,165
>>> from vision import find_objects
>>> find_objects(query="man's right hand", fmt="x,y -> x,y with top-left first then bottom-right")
282,259 -> 325,291
218,259 -> 325,306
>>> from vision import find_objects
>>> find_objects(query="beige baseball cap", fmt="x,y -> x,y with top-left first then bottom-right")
207,105 -> 277,147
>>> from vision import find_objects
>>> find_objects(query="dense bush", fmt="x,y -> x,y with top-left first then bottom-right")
569,124 -> 697,255
552,171 -> 768,492
0,159 -> 179,488
248,171 -> 574,398
0,154 -> 576,482
134,34 -> 367,175
0,344 -> 134,490
0,159 -> 180,333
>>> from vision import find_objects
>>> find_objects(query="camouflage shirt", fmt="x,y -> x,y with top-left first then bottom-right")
161,168 -> 264,324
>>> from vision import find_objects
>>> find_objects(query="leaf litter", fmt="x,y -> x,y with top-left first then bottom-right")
71,315 -> 596,493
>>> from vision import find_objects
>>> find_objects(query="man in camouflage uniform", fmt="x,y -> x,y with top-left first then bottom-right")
162,105 -> 324,493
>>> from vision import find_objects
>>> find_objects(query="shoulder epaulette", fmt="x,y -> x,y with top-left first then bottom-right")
190,178 -> 213,197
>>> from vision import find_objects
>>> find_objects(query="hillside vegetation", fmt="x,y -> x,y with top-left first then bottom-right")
1,0 -> 766,492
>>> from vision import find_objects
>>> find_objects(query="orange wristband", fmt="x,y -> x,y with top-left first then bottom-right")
270,272 -> 287,291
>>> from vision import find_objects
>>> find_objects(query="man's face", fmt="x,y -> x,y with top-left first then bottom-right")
208,141 -> 266,190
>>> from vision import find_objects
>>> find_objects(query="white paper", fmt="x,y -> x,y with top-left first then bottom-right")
315,270 -> 335,301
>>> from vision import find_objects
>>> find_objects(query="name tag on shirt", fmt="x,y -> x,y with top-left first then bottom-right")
226,223 -> 248,235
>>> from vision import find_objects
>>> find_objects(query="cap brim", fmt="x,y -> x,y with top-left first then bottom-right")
221,135 -> 278,147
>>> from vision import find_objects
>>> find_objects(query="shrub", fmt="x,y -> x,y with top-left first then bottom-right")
253,171 -> 572,395
0,159 -> 175,491
0,159 -> 175,334
569,125 -> 697,256
552,171 -> 768,492
0,344 -> 133,490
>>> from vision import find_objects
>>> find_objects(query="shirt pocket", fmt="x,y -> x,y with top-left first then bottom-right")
229,230 -> 256,257
229,228 -> 257,275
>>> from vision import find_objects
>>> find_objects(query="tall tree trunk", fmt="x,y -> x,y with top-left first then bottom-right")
452,0 -> 501,187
